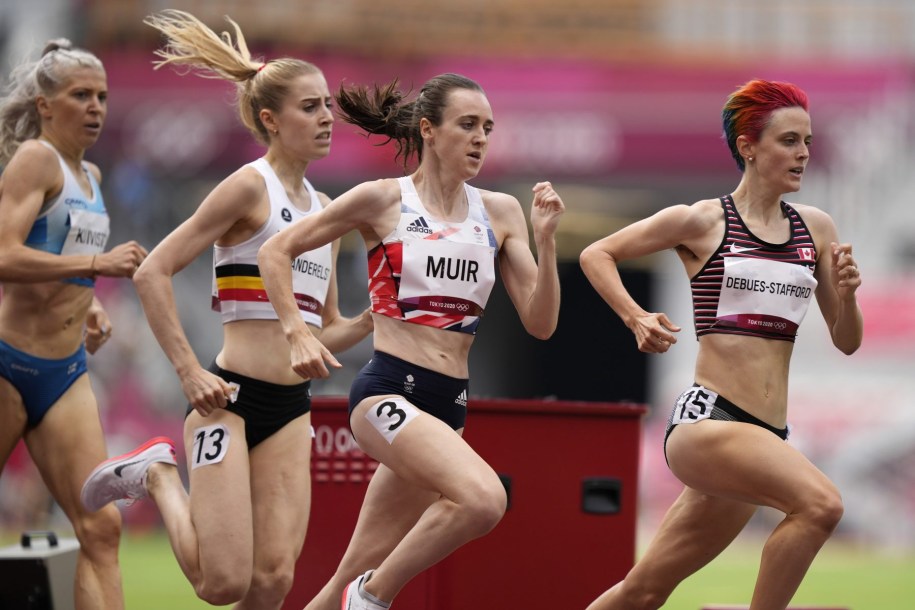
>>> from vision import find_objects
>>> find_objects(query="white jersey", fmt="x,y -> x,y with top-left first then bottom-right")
211,158 -> 332,327
367,176 -> 497,335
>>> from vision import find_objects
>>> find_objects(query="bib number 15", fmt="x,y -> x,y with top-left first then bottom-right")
671,386 -> 718,425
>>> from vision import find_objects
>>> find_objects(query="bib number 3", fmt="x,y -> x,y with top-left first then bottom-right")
365,398 -> 419,444
191,424 -> 230,470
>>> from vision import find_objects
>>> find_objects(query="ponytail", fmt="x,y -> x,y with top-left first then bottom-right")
144,9 -> 321,145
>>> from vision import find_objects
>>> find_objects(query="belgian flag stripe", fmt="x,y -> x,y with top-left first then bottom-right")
215,264 -> 260,278
216,276 -> 264,291
217,288 -> 270,303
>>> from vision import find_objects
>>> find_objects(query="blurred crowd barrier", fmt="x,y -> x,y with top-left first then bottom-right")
79,0 -> 915,62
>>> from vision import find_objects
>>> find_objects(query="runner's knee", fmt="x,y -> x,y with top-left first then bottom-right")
193,556 -> 253,605
247,560 -> 295,605
195,576 -> 249,606
460,476 -> 507,537
805,485 -> 844,534
74,503 -> 121,557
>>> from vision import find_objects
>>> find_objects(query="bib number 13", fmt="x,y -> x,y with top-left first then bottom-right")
192,424 -> 230,470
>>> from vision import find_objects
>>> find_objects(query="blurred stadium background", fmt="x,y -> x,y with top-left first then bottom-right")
1,0 -> 914,606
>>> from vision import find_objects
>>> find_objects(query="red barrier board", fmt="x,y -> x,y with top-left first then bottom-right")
285,397 -> 647,609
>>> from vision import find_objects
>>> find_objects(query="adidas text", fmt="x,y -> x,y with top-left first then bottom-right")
407,217 -> 433,234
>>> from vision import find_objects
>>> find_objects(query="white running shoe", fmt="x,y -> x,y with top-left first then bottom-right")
80,436 -> 177,512
341,570 -> 391,610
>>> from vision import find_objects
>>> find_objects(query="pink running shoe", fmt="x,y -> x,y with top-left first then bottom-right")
80,436 -> 177,512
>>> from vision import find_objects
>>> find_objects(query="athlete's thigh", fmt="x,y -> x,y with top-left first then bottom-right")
357,463 -> 441,531
338,463 -> 440,573
184,408 -> 254,566
667,420 -> 838,514
23,375 -> 108,519
630,486 -> 756,588
248,412 -> 313,565
0,377 -> 27,473
351,395 -> 501,501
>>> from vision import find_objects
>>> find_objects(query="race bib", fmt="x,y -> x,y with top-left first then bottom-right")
290,245 -> 332,321
398,239 -> 495,315
717,257 -> 817,336
671,386 -> 718,425
62,209 -> 110,255
191,424 -> 230,470
364,397 -> 420,444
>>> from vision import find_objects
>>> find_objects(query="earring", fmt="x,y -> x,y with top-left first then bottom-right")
272,129 -> 278,135
748,156 -> 754,163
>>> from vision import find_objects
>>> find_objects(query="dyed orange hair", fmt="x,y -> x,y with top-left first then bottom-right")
722,79 -> 809,171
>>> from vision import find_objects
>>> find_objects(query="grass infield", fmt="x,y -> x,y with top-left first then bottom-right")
2,529 -> 912,608
115,532 -> 914,609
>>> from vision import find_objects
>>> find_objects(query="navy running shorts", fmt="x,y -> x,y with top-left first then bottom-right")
348,351 -> 469,431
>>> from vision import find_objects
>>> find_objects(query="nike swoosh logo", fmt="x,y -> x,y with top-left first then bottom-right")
729,243 -> 760,254
114,460 -> 142,477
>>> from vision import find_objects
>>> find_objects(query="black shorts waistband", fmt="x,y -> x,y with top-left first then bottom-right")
700,385 -> 788,440
184,362 -> 311,449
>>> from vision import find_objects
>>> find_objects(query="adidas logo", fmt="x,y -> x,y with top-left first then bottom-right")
406,217 -> 433,234
455,389 -> 467,407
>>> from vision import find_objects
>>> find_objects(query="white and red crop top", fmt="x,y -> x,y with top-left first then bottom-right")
211,158 -> 332,327
367,176 -> 498,335
690,195 -> 818,342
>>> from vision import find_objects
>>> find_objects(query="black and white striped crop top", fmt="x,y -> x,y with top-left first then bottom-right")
690,195 -> 818,342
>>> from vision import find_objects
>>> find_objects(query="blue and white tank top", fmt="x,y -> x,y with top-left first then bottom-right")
25,141 -> 109,287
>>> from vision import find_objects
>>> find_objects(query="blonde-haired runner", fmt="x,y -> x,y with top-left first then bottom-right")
81,10 -> 371,609
0,38 -> 148,609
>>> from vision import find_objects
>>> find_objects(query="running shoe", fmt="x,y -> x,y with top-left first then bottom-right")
80,436 -> 177,512
341,570 -> 391,610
